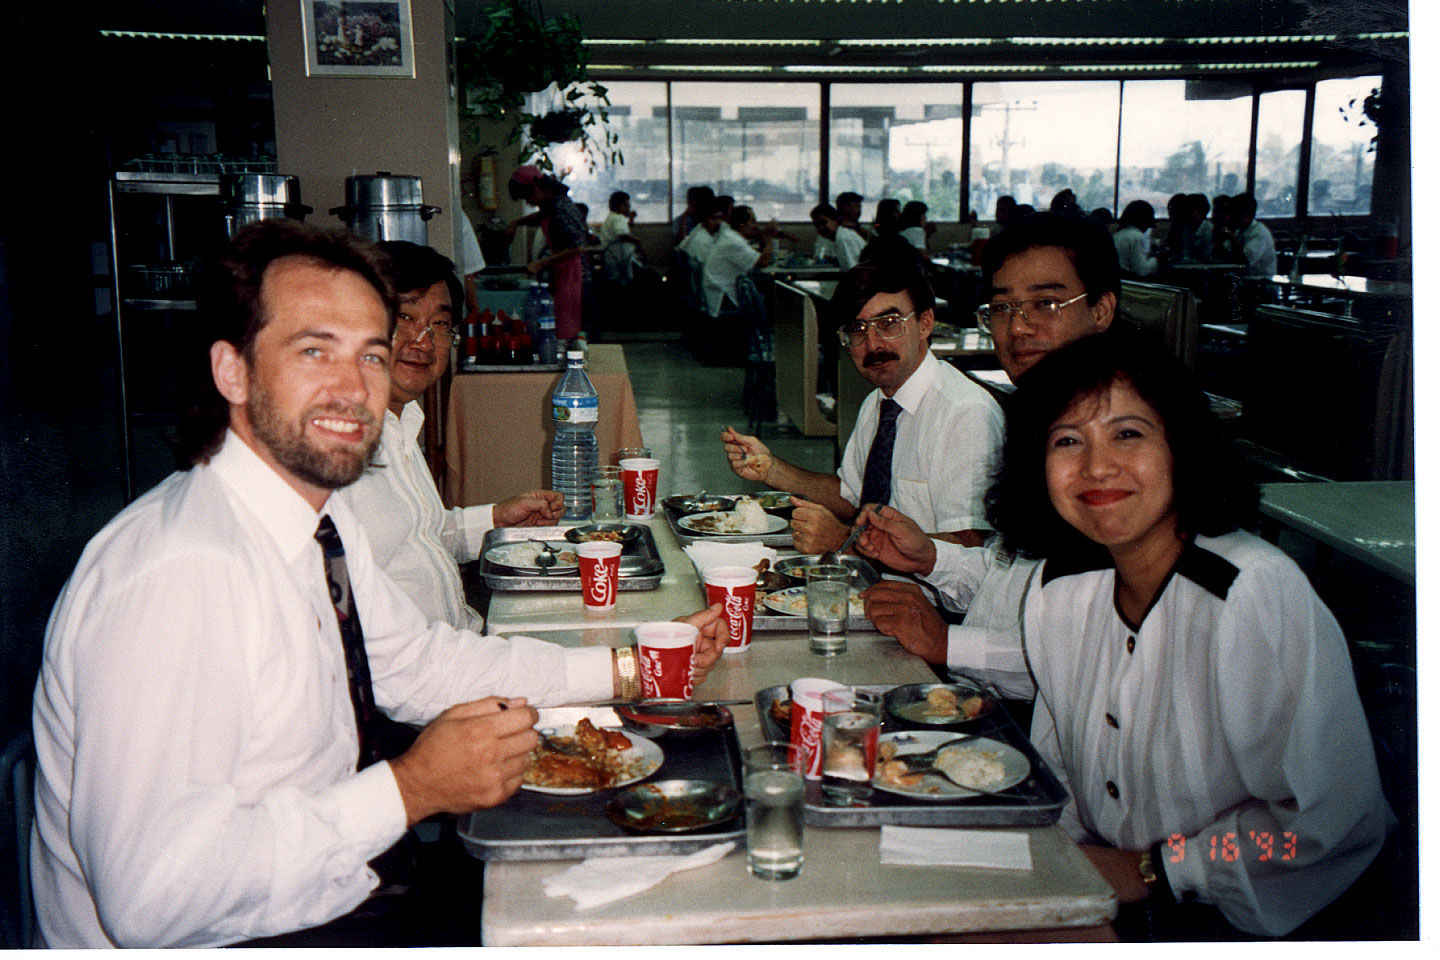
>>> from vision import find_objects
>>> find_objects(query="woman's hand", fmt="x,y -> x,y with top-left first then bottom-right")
862,582 -> 948,665
855,504 -> 937,575
1080,845 -> 1151,903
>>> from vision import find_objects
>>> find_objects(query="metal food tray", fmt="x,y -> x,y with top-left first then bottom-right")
456,361 -> 564,374
480,525 -> 663,592
459,706 -> 746,861
755,683 -> 1069,828
661,497 -> 794,548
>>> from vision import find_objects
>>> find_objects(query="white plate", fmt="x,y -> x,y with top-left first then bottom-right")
484,541 -> 580,572
760,585 -> 866,618
677,510 -> 788,536
872,731 -> 1029,801
520,724 -> 664,795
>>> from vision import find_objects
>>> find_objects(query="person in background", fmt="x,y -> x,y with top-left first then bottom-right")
599,191 -> 637,248
1015,203 -> 1037,219
1184,193 -> 1214,262
810,202 -> 866,271
861,211 -> 1118,692
507,166 -> 590,341
1220,193 -> 1277,278
995,194 -> 1018,229
30,220 -> 731,947
1089,208 -> 1114,226
1113,200 -> 1159,278
673,185 -> 715,246
1161,193 -> 1189,261
454,213 -> 486,322
857,330 -> 1390,939
869,198 -> 901,240
573,203 -> 600,246
348,240 -> 563,632
721,257 -> 1003,553
716,194 -> 736,222
677,196 -> 725,264
898,201 -> 932,255
697,205 -> 775,318
1049,189 -> 1081,217
836,190 -> 870,240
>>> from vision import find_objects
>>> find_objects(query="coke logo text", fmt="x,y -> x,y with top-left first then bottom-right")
587,561 -> 614,604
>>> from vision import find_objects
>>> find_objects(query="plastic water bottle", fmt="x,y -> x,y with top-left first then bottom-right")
551,349 -> 599,521
526,281 -> 558,365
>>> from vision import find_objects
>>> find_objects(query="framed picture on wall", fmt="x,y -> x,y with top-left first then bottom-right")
302,0 -> 415,78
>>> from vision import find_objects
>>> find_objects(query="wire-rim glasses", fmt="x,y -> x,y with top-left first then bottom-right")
837,311 -> 916,347
975,293 -> 1088,333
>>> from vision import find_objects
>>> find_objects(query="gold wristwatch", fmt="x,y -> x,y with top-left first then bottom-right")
614,645 -> 641,700
1138,849 -> 1158,893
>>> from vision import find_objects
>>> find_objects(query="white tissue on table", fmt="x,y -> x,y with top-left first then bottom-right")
542,841 -> 736,910
879,826 -> 1032,870
683,541 -> 779,576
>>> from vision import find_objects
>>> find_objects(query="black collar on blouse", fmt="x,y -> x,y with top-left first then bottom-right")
1040,536 -> 1240,601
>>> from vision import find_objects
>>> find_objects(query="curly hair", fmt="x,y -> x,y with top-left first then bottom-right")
986,328 -> 1257,559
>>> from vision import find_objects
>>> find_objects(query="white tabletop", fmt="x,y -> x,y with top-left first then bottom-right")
479,516 -> 1117,944
1269,274 -> 1413,298
1259,481 -> 1415,585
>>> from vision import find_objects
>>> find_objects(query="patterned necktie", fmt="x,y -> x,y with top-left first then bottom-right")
315,516 -> 382,772
859,398 -> 903,509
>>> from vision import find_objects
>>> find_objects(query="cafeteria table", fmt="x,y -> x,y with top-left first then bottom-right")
443,344 -> 644,508
478,514 -> 1118,945
1257,480 -> 1415,586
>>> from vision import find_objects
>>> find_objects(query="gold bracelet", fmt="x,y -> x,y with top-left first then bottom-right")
614,646 -> 641,700
1138,850 -> 1158,892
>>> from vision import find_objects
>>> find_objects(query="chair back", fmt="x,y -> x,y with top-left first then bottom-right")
1243,305 -> 1412,481
1118,279 -> 1199,368
1,731 -> 35,949
772,283 -> 838,437
602,239 -> 640,285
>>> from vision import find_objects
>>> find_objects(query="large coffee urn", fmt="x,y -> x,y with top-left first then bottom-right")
330,172 -> 441,244
220,173 -> 312,237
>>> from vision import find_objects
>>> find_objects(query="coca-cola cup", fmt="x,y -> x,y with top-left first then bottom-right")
578,541 -> 622,612
620,457 -> 660,521
634,621 -> 697,700
788,677 -> 845,780
703,565 -> 757,655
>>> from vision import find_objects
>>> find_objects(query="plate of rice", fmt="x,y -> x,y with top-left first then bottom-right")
872,731 -> 1029,800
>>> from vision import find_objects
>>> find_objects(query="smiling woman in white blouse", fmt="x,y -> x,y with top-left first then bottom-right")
859,330 -> 1391,939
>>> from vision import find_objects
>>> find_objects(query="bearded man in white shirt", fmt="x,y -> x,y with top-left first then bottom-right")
347,241 -> 561,632
30,220 -> 727,948
722,256 -> 1004,554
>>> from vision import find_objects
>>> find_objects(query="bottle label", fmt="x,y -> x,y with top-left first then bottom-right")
553,396 -> 599,423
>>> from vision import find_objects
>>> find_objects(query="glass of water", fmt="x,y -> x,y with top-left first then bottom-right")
821,687 -> 881,805
743,742 -> 805,881
804,564 -> 853,656
591,465 -> 624,521
615,446 -> 651,464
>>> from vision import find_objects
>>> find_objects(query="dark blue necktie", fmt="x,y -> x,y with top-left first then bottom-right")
315,515 -> 382,772
859,398 -> 903,508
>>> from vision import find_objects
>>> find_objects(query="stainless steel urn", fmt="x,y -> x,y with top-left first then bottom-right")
330,172 -> 441,244
220,173 -> 312,237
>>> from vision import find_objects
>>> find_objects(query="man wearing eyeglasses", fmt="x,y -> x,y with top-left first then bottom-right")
722,257 -> 1004,553
346,241 -> 562,631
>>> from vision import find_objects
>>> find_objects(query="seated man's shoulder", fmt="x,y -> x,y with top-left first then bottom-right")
931,361 -> 1005,416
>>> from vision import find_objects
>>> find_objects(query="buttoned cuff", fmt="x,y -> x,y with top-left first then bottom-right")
348,761 -> 412,862
565,646 -> 618,702
459,504 -> 497,559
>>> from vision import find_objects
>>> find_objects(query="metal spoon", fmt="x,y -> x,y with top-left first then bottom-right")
537,728 -> 588,757
892,738 -> 1016,796
528,539 -> 558,574
820,511 -> 868,566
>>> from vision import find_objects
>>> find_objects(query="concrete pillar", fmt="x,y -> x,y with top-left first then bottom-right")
265,1 -> 460,263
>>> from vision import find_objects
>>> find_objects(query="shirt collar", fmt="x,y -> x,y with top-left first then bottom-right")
396,401 -> 424,442
210,428 -> 327,566
890,350 -> 940,412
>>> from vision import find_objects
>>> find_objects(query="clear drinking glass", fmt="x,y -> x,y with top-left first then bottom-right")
615,446 -> 651,464
743,742 -> 805,881
591,465 -> 624,521
805,564 -> 853,656
821,687 -> 881,805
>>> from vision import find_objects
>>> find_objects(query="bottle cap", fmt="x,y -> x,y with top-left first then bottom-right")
566,350 -> 584,359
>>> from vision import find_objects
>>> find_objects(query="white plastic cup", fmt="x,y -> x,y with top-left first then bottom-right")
704,565 -> 758,655
578,541 -> 622,611
620,457 -> 661,520
788,677 -> 845,780
634,621 -> 698,699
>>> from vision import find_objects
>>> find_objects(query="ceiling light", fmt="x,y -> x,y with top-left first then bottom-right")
920,65 -> 1047,73
782,65 -> 910,74
834,38 -> 996,47
657,39 -> 825,46
650,65 -> 775,73
98,29 -> 264,41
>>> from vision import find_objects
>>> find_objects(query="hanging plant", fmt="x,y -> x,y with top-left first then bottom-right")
1339,86 -> 1386,153
457,0 -> 620,174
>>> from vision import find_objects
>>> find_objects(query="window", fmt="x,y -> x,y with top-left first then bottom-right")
543,81 -> 670,223
671,82 -> 821,222
1254,89 -> 1306,217
970,81 -> 1120,219
1117,80 -> 1251,216
1309,75 -> 1381,216
830,83 -> 966,220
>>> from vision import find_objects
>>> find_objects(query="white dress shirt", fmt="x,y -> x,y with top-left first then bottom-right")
1113,225 -> 1158,277
598,211 -> 631,248
922,539 -> 1040,700
900,226 -> 927,253
1237,219 -> 1278,277
813,234 -> 834,261
832,225 -> 866,271
456,214 -> 486,278
31,432 -> 613,948
838,351 -> 1003,533
700,224 -> 760,317
676,224 -> 716,262
1022,530 -> 1390,935
345,402 -> 493,632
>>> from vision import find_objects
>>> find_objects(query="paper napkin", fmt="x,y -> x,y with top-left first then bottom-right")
542,841 -> 737,910
879,826 -> 1032,871
683,541 -> 779,577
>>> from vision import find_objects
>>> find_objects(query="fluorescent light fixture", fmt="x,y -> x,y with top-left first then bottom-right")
834,38 -> 996,47
98,29 -> 264,41
658,38 -> 825,46
1060,64 -> 1183,72
586,65 -> 635,72
1197,61 -> 1321,70
1182,35 -> 1339,44
584,39 -> 646,46
1012,37 -> 1166,46
1355,32 -> 1409,40
650,64 -> 774,73
920,64 -> 1047,73
782,65 -> 909,74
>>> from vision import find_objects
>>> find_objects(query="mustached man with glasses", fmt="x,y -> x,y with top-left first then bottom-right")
346,241 -> 563,633
722,257 -> 1004,554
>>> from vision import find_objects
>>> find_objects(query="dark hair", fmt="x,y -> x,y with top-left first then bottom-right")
608,190 -> 630,212
1232,192 -> 1258,219
697,196 -> 726,220
1118,200 -> 1155,230
986,328 -> 1257,559
1049,189 -> 1079,214
980,211 -> 1120,306
378,240 -> 463,319
1188,193 -> 1211,218
836,191 -> 863,208
899,201 -> 928,229
830,256 -> 936,329
810,202 -> 839,222
1090,207 -> 1114,225
716,195 -> 735,214
175,220 -> 397,467
1015,203 -> 1036,218
685,185 -> 715,207
729,205 -> 756,229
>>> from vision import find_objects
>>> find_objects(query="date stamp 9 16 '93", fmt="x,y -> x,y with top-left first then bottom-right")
1164,831 -> 1300,864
